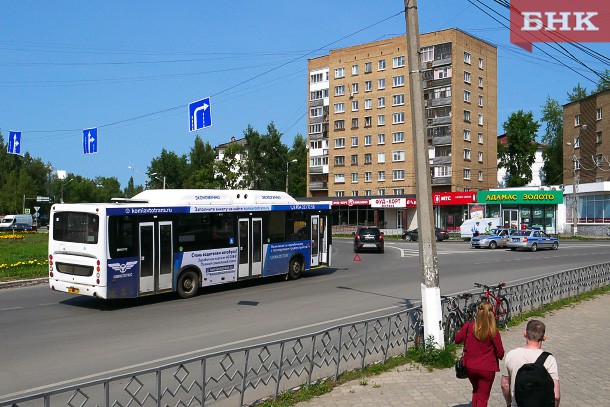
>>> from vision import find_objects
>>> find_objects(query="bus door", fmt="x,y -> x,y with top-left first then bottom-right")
310,215 -> 320,267
238,217 -> 263,279
139,221 -> 173,295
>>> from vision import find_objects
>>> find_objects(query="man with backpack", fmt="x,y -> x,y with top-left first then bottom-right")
500,320 -> 560,406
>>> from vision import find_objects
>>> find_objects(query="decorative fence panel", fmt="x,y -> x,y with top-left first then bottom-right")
2,262 -> 609,407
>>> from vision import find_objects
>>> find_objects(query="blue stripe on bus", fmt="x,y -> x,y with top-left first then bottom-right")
107,207 -> 191,215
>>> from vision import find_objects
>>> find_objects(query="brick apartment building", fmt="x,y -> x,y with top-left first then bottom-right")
306,29 -> 498,231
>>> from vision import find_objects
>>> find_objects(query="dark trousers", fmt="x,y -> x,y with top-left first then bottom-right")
466,367 -> 496,407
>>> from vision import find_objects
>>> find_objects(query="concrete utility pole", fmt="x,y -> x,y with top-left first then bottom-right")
404,0 -> 444,348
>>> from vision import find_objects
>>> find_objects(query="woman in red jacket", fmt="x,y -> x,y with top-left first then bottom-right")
455,300 -> 505,407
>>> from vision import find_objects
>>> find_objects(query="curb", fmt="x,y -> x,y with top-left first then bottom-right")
0,278 -> 48,290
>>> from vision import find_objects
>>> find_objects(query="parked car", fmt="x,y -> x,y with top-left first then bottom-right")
470,227 -> 517,249
506,229 -> 559,252
353,226 -> 384,253
402,227 -> 449,242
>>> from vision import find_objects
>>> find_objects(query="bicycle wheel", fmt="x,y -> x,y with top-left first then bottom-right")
495,297 -> 511,328
444,313 -> 460,344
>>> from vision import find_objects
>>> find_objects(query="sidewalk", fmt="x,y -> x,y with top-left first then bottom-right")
297,293 -> 610,407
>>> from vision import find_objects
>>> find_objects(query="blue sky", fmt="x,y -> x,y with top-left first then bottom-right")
1,1 -> 608,188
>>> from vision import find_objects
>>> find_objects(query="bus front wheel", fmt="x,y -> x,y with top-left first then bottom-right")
177,270 -> 199,299
287,258 -> 303,280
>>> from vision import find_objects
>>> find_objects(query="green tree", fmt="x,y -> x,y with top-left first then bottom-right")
214,142 -> 247,189
123,176 -> 144,198
148,149 -> 189,189
244,122 -> 289,191
567,83 -> 588,101
540,96 -> 564,185
287,133 -> 307,197
595,68 -> 610,93
498,110 -> 540,187
184,136 -> 217,188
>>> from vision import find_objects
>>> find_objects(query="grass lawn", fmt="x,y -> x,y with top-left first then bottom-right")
0,231 -> 48,282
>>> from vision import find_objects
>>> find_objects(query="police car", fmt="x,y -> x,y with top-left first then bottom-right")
470,227 -> 517,249
506,229 -> 559,252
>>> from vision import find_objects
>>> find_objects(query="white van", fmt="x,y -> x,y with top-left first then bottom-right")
0,214 -> 34,231
460,217 -> 501,239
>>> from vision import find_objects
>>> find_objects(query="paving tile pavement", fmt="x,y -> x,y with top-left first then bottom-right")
297,293 -> 610,407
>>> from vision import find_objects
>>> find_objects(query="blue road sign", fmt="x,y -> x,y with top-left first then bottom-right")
189,97 -> 212,132
83,128 -> 98,155
7,131 -> 21,155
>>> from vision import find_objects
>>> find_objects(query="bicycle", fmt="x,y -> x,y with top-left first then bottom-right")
442,293 -> 476,343
473,282 -> 511,328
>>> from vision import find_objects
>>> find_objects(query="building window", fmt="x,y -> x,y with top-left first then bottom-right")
378,59 -> 386,71
478,170 -> 483,181
335,138 -> 345,148
393,188 -> 405,195
464,71 -> 471,83
378,114 -> 385,126
574,136 -> 580,148
352,64 -> 359,76
351,173 -> 358,183
393,75 -> 405,87
463,168 -> 471,180
365,189 -> 372,196
378,133 -> 385,144
310,72 -> 324,83
351,190 -> 359,197
478,151 -> 483,162
463,129 -> 471,141
365,80 -> 372,91
364,153 -> 372,164
436,67 -> 450,79
334,103 -> 345,113
478,77 -> 483,88
334,174 -> 345,183
478,132 -> 484,144
335,190 -> 345,197
335,67 -> 345,79
351,136 -> 359,147
393,56 -> 405,68
334,120 -> 345,131
575,115 -> 580,126
378,152 -> 385,163
351,118 -> 359,128
364,172 -> 372,182
597,108 -> 603,120
421,46 -> 433,62
575,158 -> 581,170
595,154 -> 603,166
364,134 -> 372,145
478,113 -> 484,126
364,116 -> 372,127
365,99 -> 372,110
309,123 -> 322,134
464,90 -> 471,103
435,166 -> 451,177
463,148 -> 471,160
378,188 -> 386,195
393,169 -> 405,180
310,90 -> 324,100
393,150 -> 405,162
597,131 -> 602,144
464,110 -> 471,122
310,107 -> 323,118
464,51 -> 471,64
392,112 -> 405,124
351,154 -> 358,165
478,58 -> 484,69
351,100 -> 359,111
392,131 -> 405,143
334,156 -> 345,166
478,95 -> 483,107
364,62 -> 372,73
378,78 -> 386,90
392,93 -> 405,106
335,85 -> 345,96
378,171 -> 385,182
378,96 -> 385,107
351,83 -> 359,95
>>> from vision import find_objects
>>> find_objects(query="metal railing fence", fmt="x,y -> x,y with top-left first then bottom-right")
2,262 -> 609,407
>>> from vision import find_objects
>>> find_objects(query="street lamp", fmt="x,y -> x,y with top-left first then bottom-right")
285,159 -> 297,194
149,172 -> 167,189
128,165 -> 156,189
60,178 -> 74,203
566,141 -> 579,237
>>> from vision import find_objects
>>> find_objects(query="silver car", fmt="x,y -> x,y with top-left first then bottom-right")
470,228 -> 516,249
506,229 -> 559,252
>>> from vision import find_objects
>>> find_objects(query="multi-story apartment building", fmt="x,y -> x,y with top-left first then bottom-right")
562,89 -> 610,236
307,29 -> 497,230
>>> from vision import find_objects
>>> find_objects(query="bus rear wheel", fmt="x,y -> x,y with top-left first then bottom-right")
177,270 -> 199,299
288,258 -> 303,280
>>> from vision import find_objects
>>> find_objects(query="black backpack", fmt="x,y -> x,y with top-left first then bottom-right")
514,351 -> 555,407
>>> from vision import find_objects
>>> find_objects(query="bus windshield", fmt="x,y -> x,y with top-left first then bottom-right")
53,212 -> 99,244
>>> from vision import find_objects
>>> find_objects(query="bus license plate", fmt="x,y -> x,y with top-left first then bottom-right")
68,287 -> 79,294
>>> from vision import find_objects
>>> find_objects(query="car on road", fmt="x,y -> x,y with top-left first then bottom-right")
506,229 -> 559,252
353,226 -> 384,253
470,227 -> 517,249
402,227 -> 449,242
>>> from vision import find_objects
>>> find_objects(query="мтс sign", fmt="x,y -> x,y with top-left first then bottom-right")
510,0 -> 610,51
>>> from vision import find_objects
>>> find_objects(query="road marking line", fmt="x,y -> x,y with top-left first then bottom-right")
0,307 -> 22,311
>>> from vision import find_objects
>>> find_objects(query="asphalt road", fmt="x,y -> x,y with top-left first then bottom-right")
1,238 -> 608,399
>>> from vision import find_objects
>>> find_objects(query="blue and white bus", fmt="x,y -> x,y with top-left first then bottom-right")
48,190 -> 332,299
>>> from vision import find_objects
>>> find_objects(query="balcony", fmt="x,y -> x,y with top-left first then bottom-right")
427,116 -> 452,126
424,77 -> 452,88
432,156 -> 452,165
426,97 -> 452,108
431,135 -> 452,146
431,176 -> 452,185
309,166 -> 324,174
309,182 -> 328,191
